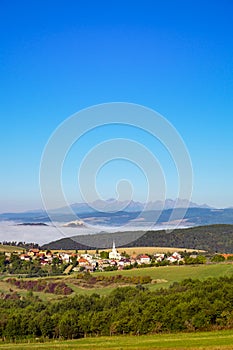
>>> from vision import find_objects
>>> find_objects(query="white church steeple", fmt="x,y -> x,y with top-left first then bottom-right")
109,240 -> 121,260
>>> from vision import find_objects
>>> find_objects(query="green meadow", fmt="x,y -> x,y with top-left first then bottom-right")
68,263 -> 233,296
1,262 -> 233,300
1,330 -> 233,349
0,245 -> 23,253
94,262 -> 233,291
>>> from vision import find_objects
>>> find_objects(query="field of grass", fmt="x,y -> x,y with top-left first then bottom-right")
64,263 -> 233,295
54,247 -> 205,255
0,245 -> 23,253
94,262 -> 233,291
1,262 -> 233,300
116,246 -> 206,255
65,263 -> 233,295
1,330 -> 233,349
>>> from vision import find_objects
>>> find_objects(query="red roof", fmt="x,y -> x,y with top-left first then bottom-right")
30,249 -> 39,253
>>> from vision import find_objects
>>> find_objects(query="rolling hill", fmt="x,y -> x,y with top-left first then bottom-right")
42,224 -> 233,253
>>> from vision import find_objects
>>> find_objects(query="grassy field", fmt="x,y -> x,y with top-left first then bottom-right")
116,247 -> 206,255
1,330 -> 233,349
0,245 -> 23,253
53,247 -> 205,255
94,262 -> 233,291
1,263 -> 233,300
66,263 -> 233,295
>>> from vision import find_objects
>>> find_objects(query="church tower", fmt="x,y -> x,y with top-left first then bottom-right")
109,240 -> 121,260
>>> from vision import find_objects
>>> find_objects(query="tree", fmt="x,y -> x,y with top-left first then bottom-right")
211,255 -> 225,263
58,310 -> 80,339
4,312 -> 24,338
37,312 -> 54,338
0,253 -> 6,272
100,251 -> 109,259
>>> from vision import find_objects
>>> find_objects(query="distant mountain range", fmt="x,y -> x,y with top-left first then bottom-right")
0,198 -> 212,218
52,198 -> 212,214
1,200 -> 233,230
1,200 -> 233,248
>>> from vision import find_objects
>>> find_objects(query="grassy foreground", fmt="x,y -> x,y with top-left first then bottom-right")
1,330 -> 233,349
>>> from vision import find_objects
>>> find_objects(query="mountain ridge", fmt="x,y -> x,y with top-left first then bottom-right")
58,198 -> 213,213
0,198 -> 214,217
1,207 -> 233,228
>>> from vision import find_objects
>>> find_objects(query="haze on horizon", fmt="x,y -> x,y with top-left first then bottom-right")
1,1 -> 233,213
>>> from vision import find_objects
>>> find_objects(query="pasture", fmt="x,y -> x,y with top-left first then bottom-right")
1,330 -> 233,349
54,246 -> 205,255
94,262 -> 233,291
1,262 -> 233,300
0,245 -> 23,253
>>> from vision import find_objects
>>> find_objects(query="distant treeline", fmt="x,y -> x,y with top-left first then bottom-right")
1,275 -> 233,340
127,224 -> 233,253
42,224 -> 233,253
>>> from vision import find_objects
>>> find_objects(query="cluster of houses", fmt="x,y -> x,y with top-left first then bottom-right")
20,249 -> 71,265
17,242 -> 184,272
155,251 -> 183,264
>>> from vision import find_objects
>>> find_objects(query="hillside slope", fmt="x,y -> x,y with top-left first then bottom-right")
42,224 -> 233,253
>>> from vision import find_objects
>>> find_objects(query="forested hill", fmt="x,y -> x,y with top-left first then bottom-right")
42,224 -> 233,253
42,237 -> 95,251
127,224 -> 233,253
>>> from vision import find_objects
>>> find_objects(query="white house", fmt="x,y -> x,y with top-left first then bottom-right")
60,253 -> 70,264
138,254 -> 151,264
166,252 -> 182,264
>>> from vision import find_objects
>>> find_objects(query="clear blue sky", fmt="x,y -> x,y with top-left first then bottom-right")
1,0 -> 233,212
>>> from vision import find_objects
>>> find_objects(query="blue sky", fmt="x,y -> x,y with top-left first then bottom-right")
1,0 -> 233,212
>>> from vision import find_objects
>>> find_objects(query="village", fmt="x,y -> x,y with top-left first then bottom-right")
15,241 -> 185,274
